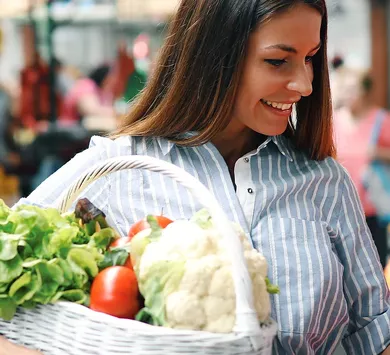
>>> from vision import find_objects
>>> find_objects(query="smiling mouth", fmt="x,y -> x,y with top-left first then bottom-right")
260,99 -> 294,111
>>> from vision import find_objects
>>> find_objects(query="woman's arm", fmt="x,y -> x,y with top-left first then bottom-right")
335,168 -> 390,354
0,337 -> 42,355
382,346 -> 390,355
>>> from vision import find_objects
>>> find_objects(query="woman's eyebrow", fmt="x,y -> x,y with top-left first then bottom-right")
263,42 -> 322,53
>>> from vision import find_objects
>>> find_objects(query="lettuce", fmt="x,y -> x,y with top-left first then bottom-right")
0,198 -> 118,320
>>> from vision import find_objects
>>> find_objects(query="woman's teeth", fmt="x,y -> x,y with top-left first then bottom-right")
261,99 -> 292,111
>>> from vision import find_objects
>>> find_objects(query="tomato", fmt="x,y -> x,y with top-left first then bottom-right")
109,237 -> 133,269
90,266 -> 140,319
128,215 -> 173,238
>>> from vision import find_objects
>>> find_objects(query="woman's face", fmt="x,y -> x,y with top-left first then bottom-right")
231,3 -> 322,136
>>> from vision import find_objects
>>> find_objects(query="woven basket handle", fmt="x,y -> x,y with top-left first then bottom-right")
57,155 -> 261,337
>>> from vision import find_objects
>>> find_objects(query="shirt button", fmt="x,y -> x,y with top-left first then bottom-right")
247,188 -> 254,194
244,157 -> 249,163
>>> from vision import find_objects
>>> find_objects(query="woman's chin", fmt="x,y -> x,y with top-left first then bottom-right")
253,123 -> 289,137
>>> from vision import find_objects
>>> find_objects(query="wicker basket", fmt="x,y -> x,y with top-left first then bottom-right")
0,156 -> 277,355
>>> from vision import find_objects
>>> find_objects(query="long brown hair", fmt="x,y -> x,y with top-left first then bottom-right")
111,0 -> 335,161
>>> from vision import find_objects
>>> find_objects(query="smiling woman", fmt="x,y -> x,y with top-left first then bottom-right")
232,4 -> 321,139
111,0 -> 334,162
4,0 -> 390,354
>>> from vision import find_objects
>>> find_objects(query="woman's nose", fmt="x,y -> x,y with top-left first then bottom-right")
287,65 -> 313,97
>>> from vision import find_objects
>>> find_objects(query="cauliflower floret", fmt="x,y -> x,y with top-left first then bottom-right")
203,296 -> 235,333
138,221 -> 217,280
179,255 -> 222,297
165,290 -> 206,330
252,274 -> 271,321
208,264 -> 235,298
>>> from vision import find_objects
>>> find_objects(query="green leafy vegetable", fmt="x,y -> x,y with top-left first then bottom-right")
0,198 -> 118,320
0,255 -> 23,283
98,248 -> 130,270
136,260 -> 186,326
0,232 -> 21,261
265,277 -> 280,294
0,295 -> 17,321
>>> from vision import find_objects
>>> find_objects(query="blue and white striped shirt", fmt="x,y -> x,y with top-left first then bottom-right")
19,134 -> 390,354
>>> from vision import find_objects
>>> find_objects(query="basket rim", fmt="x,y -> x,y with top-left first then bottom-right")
17,301 -> 278,340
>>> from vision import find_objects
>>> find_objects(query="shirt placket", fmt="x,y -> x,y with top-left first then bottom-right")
235,155 -> 256,228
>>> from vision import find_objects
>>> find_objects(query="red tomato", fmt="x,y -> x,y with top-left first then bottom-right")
128,215 -> 173,238
110,237 -> 133,269
90,266 -> 140,319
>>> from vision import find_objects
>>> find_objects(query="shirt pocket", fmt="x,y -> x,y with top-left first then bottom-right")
258,217 -> 349,338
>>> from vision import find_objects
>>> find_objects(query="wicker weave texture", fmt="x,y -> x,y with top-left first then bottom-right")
0,303 -> 277,355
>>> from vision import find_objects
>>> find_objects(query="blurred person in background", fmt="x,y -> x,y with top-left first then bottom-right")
60,42 -> 146,131
60,63 -> 115,125
333,68 -> 390,268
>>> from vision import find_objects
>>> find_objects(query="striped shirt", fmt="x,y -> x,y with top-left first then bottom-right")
18,134 -> 390,354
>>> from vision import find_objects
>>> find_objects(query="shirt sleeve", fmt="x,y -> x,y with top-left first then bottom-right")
335,169 -> 390,354
14,136 -> 133,229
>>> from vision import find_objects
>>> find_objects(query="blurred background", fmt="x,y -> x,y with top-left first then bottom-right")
0,0 -> 180,205
0,0 -> 389,321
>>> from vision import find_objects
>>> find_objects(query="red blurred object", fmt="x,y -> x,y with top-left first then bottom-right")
20,62 -> 64,130
19,25 -> 64,131
102,41 -> 136,100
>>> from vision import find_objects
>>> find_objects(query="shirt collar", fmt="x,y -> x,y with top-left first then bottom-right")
271,135 -> 294,162
157,133 -> 294,162
157,136 -> 176,156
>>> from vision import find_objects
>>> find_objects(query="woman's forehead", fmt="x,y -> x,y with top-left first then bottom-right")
250,4 -> 322,52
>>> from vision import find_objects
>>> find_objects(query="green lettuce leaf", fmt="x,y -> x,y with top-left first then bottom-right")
47,225 -> 79,258
0,255 -> 23,284
0,295 -> 17,321
67,248 -> 99,279
0,199 -> 10,225
52,289 -> 88,305
49,258 -> 73,287
0,232 -> 22,261
98,248 -> 129,270
31,260 -> 64,304
138,260 -> 185,326
88,228 -> 116,250
190,208 -> 213,229
17,239 -> 33,260
9,271 -> 41,305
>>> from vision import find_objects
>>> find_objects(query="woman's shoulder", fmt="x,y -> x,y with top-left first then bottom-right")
88,134 -> 171,158
283,137 -> 348,184
89,134 -> 137,151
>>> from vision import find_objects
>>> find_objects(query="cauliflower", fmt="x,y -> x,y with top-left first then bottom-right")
131,209 -> 278,333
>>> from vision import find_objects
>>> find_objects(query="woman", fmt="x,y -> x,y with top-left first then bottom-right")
3,0 -> 390,354
334,69 -> 390,269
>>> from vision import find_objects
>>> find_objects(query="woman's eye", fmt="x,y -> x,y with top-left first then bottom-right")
305,56 -> 314,63
265,59 -> 286,67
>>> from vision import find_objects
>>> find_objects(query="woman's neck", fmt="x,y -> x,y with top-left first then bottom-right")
212,128 -> 266,166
